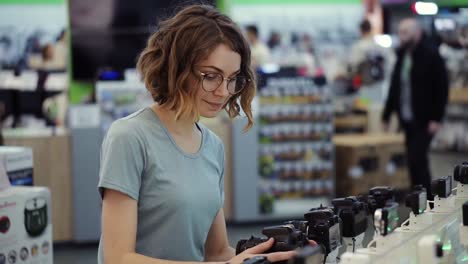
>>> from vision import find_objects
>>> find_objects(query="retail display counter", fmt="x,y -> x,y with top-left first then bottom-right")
3,128 -> 72,242
333,133 -> 409,197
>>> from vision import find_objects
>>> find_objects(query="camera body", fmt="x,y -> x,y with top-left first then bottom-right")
461,202 -> 468,247
368,187 -> 395,212
236,224 -> 308,254
431,176 -> 452,198
454,162 -> 468,184
304,206 -> 342,254
405,186 -> 427,215
374,202 -> 399,236
331,196 -> 368,238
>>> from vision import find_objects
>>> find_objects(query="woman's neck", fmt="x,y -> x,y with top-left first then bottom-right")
151,104 -> 197,136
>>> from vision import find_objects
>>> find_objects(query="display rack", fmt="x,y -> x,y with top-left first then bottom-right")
228,77 -> 334,222
432,88 -> 468,154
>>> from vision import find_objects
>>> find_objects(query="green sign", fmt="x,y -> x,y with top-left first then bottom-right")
437,0 -> 468,6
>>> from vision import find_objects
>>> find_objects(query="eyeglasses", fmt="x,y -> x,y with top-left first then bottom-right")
199,71 -> 249,95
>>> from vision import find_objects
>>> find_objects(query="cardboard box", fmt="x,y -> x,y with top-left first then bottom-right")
334,133 -> 408,196
334,141 -> 381,197
381,144 -> 410,190
0,147 -> 33,186
0,186 -> 52,264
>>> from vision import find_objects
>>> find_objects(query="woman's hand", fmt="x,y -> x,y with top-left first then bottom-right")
228,238 -> 296,264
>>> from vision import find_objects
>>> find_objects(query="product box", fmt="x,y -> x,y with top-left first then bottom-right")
0,147 -> 34,186
334,133 -> 408,196
381,144 -> 410,190
334,135 -> 381,197
0,186 -> 52,264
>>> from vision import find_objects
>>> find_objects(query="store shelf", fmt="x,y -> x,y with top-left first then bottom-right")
334,115 -> 368,129
449,88 -> 468,104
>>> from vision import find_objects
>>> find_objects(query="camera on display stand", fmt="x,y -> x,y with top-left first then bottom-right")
304,205 -> 343,263
461,201 -> 468,248
236,224 -> 309,254
400,185 -> 433,231
366,202 -> 403,251
431,176 -> 456,213
454,163 -> 468,200
331,197 -> 368,252
368,187 -> 395,213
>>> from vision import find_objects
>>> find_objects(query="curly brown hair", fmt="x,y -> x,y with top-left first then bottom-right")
137,4 -> 256,130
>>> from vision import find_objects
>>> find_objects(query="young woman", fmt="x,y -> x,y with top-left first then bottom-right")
98,5 -> 298,264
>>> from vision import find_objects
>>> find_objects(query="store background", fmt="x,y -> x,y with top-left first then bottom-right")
0,0 -> 467,263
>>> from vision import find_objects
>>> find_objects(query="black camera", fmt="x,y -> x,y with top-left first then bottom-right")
289,245 -> 324,264
374,202 -> 399,236
405,185 -> 427,215
331,196 -> 368,238
236,224 -> 308,255
431,176 -> 453,198
368,186 -> 395,210
463,201 -> 468,227
242,256 -> 271,264
304,206 -> 342,254
454,162 -> 468,184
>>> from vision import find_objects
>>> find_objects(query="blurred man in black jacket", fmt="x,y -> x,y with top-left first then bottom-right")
382,19 -> 449,198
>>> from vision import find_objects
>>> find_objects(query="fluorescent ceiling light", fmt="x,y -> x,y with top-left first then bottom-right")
413,2 -> 438,15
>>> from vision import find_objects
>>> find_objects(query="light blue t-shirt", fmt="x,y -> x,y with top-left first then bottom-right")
97,107 -> 225,264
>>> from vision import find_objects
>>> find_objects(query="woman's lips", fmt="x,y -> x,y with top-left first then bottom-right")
204,100 -> 223,110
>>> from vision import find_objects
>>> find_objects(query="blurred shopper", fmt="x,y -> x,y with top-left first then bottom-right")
382,18 -> 449,198
246,25 -> 270,68
267,31 -> 281,50
349,19 -> 386,88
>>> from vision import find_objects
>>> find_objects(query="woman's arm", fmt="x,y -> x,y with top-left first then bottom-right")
102,189 -> 295,264
204,209 -> 235,262
102,189 -> 202,264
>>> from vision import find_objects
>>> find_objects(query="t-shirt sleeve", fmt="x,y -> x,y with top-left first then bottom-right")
98,121 -> 145,201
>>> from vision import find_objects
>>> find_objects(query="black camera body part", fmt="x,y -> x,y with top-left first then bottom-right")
283,220 -> 308,233
290,245 -> 324,264
374,202 -> 399,236
304,206 -> 342,254
431,176 -> 453,198
262,225 -> 309,252
242,256 -> 271,264
236,224 -> 308,255
405,186 -> 427,215
463,201 -> 468,226
454,162 -> 468,184
236,236 -> 267,255
332,196 -> 368,238
368,186 -> 395,210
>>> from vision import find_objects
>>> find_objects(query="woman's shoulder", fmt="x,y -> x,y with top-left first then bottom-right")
107,108 -> 159,140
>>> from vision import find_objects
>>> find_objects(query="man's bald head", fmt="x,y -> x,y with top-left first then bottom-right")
398,18 -> 423,49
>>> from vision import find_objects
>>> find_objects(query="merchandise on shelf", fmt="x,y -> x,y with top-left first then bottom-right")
0,147 -> 33,186
257,77 -> 334,212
